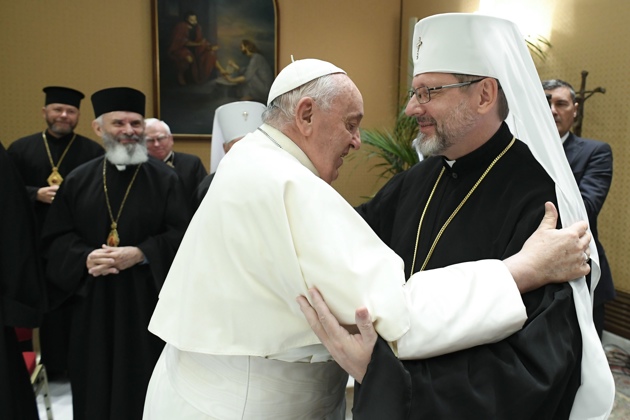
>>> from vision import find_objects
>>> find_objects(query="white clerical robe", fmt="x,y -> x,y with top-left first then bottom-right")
145,124 -> 526,418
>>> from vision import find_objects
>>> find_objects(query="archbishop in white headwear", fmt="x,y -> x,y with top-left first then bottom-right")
209,101 -> 267,173
408,12 -> 612,420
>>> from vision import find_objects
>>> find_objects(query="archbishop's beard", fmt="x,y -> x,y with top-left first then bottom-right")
103,131 -> 148,165
413,128 -> 449,158
46,116 -> 77,137
412,99 -> 477,158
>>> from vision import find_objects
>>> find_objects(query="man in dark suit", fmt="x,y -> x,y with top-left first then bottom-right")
543,79 -> 614,338
144,118 -> 207,207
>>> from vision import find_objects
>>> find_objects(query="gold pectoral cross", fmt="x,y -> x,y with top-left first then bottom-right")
47,167 -> 63,186
102,159 -> 142,250
107,222 -> 120,247
42,131 -> 76,186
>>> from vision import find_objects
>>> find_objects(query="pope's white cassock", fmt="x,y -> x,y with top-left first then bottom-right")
144,123 -> 529,419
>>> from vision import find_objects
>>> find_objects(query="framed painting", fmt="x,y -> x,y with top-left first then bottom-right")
151,0 -> 278,138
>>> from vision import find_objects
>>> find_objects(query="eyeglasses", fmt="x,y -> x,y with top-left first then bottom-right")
407,79 -> 485,105
145,134 -> 169,144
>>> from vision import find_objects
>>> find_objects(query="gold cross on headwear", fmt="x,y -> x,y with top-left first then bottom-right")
416,36 -> 423,59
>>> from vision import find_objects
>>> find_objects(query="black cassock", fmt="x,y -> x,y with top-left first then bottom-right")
42,157 -> 190,420
8,130 -> 103,374
192,171 -> 216,211
167,151 -> 208,206
0,143 -> 46,419
355,123 -> 582,420
7,131 -> 104,232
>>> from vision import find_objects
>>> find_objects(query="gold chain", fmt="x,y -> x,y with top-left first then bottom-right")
409,167 -> 445,276
409,137 -> 515,276
102,159 -> 142,247
42,131 -> 77,185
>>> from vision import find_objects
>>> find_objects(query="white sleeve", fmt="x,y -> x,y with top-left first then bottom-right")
396,260 -> 526,360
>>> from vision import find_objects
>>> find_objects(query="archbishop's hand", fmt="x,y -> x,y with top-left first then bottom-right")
37,185 -> 59,204
297,288 -> 376,383
505,202 -> 591,293
86,246 -> 118,277
86,245 -> 145,277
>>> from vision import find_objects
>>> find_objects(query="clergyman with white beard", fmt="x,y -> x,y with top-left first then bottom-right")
40,86 -> 190,420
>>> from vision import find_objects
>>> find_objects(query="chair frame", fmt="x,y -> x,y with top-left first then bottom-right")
20,327 -> 54,420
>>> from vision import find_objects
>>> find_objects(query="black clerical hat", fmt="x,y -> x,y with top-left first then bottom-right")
91,87 -> 145,118
43,86 -> 85,108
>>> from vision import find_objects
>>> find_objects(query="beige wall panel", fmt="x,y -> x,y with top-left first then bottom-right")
0,0 -> 401,206
535,0 -> 630,293
0,0 -> 154,148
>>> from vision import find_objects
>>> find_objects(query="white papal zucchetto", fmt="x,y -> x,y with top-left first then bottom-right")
266,58 -> 346,105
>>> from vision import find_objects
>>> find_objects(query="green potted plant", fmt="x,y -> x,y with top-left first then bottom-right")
357,98 -> 420,180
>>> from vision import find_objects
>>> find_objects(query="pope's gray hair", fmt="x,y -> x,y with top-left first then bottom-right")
262,73 -> 345,129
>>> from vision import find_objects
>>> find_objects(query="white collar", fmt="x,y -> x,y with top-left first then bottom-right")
258,123 -> 320,178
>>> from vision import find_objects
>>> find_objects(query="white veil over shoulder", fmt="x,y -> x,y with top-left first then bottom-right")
412,13 -> 613,419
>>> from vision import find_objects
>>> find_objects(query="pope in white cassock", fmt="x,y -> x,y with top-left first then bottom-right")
143,58 -> 594,419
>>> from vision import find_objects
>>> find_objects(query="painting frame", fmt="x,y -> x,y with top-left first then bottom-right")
151,0 -> 278,140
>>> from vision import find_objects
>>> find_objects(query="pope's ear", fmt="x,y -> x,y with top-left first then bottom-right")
295,97 -> 315,136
